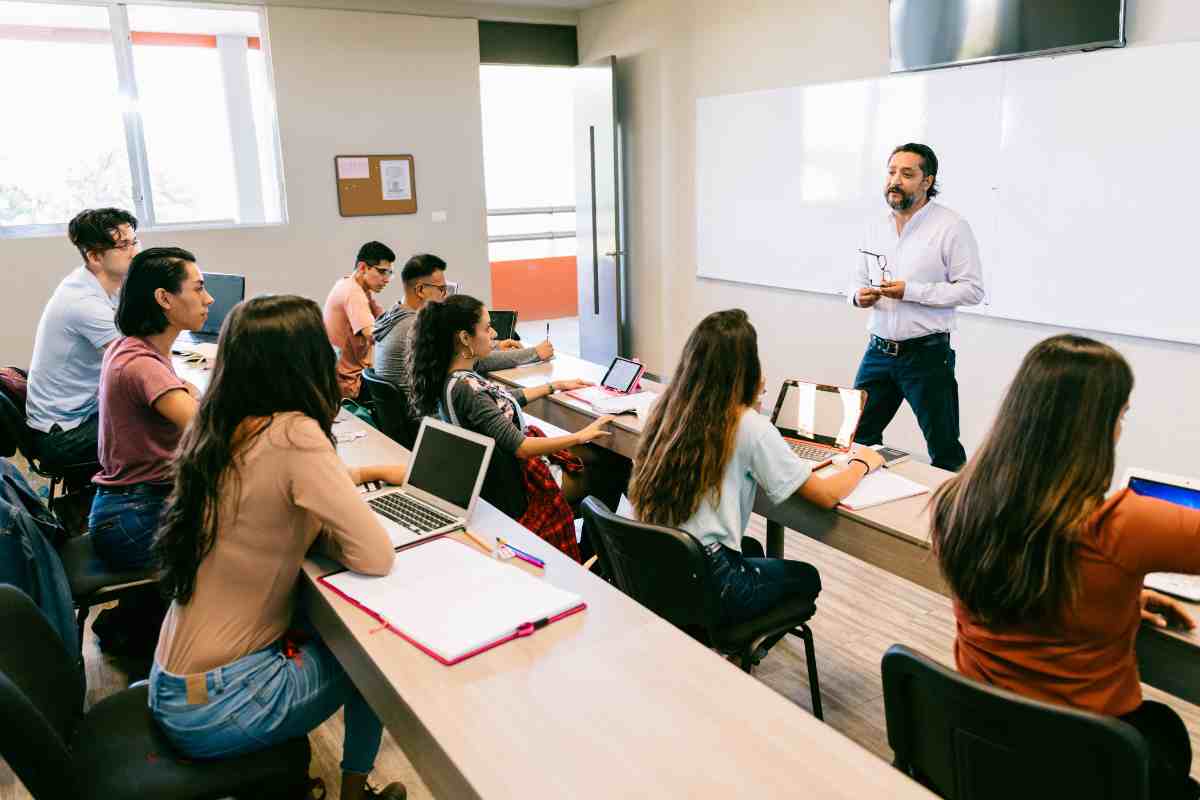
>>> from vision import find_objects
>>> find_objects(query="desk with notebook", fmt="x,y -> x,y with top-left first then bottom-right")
304,410 -> 937,799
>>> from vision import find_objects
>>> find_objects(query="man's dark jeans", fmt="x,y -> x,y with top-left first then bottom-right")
853,335 -> 967,471
31,412 -> 100,481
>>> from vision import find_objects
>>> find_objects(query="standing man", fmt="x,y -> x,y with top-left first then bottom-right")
26,207 -> 141,476
323,241 -> 394,400
849,143 -> 984,471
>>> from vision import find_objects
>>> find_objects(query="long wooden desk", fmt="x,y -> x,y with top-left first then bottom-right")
490,354 -> 1200,707
304,412 -> 935,799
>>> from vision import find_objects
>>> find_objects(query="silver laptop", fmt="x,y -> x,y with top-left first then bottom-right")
1121,468 -> 1200,601
770,380 -> 867,468
364,417 -> 494,550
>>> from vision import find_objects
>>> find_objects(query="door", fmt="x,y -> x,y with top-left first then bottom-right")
574,56 -> 625,364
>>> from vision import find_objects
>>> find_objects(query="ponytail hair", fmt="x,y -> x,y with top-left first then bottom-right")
409,294 -> 485,416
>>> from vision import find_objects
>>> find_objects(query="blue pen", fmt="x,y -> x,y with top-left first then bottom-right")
496,537 -> 545,567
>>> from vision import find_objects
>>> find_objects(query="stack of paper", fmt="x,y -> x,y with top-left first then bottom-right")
172,341 -> 218,368
321,539 -> 585,664
592,391 -> 658,417
839,470 -> 931,510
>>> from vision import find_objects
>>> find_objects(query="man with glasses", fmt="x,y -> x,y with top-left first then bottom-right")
373,253 -> 553,401
847,143 -> 985,471
322,241 -> 395,400
26,207 -> 140,478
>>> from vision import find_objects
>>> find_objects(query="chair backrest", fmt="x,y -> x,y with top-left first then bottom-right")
0,382 -> 36,461
361,368 -> 418,449
0,584 -> 84,798
881,644 -> 1149,800
580,496 -> 720,633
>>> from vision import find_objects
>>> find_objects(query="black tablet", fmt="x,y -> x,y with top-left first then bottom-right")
489,310 -> 518,341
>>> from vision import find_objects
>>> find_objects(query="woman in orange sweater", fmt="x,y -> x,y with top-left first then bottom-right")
932,333 -> 1200,799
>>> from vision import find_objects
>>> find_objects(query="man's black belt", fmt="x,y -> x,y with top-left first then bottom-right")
869,331 -> 949,357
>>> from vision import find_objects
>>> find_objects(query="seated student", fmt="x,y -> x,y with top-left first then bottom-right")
932,334 -> 1200,800
628,309 -> 883,626
373,253 -> 553,395
26,207 -> 140,476
91,247 -> 211,572
323,241 -> 394,401
88,247 -> 211,654
409,295 -> 610,561
150,295 -> 406,800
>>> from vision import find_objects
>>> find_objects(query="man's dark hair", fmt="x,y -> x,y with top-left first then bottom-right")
401,253 -> 448,287
68,207 -> 138,261
891,143 -> 939,198
116,247 -> 195,337
355,241 -> 396,269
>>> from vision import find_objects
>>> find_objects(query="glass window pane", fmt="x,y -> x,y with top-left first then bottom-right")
0,3 -> 132,227
248,49 -> 284,223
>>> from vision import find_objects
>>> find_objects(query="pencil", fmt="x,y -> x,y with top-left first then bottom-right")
462,529 -> 494,553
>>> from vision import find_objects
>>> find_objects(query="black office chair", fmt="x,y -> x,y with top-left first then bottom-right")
581,496 -> 823,719
58,533 -> 157,655
0,585 -> 312,800
0,382 -> 99,519
361,368 -> 419,449
881,644 -> 1150,800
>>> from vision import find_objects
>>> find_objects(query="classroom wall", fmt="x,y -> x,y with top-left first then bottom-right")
578,0 -> 1200,480
0,5 -> 491,366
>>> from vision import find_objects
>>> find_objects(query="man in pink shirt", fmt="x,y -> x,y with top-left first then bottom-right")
323,241 -> 395,399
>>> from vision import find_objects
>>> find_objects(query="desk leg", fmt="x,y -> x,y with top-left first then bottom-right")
766,519 -> 785,558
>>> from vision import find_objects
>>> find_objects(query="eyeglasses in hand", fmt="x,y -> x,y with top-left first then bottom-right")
858,249 -> 892,287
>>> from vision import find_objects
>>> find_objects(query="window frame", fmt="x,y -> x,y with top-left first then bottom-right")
0,0 -> 287,238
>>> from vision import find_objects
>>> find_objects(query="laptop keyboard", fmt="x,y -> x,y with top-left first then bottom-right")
788,442 -> 834,462
368,493 -> 457,533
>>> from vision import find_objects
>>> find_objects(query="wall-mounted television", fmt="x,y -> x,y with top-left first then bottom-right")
890,0 -> 1125,73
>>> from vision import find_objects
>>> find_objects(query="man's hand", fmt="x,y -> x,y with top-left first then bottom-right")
855,287 -> 882,308
497,339 -> 522,351
878,280 -> 907,300
1140,589 -> 1196,630
535,339 -> 555,361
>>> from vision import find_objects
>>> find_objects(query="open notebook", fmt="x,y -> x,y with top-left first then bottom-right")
839,470 -> 931,511
319,538 -> 585,665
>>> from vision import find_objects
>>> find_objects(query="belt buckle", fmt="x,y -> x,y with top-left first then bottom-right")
876,337 -> 899,357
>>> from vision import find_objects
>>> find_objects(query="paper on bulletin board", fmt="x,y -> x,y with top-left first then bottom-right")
336,157 -> 370,180
380,160 -> 412,201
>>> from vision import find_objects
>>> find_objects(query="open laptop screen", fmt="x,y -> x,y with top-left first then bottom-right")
199,273 -> 246,335
407,424 -> 489,511
1128,477 -> 1200,510
772,381 -> 864,449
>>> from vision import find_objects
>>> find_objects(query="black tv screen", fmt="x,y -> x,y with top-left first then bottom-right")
890,0 -> 1125,73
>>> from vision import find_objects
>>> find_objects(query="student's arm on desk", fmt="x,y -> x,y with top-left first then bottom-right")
797,446 -> 886,509
347,463 -> 407,487
516,415 -> 616,458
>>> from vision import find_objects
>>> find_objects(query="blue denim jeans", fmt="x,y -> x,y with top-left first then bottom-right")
88,484 -> 171,572
853,335 -> 967,471
707,543 -> 822,626
149,629 -> 384,775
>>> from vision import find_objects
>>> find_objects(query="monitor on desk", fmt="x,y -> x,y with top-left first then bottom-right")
1121,468 -> 1200,600
197,272 -> 245,336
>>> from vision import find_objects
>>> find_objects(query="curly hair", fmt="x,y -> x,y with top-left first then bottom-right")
408,294 -> 485,416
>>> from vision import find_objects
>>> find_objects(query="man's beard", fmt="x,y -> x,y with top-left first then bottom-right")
886,187 -> 913,211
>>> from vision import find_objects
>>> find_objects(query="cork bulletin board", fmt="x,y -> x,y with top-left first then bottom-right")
334,154 -> 417,217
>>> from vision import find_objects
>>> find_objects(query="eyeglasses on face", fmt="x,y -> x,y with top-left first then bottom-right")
371,265 -> 394,277
418,282 -> 448,295
108,238 -> 140,251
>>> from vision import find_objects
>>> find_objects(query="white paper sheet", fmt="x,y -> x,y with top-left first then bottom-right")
839,470 -> 931,511
380,159 -> 412,201
336,157 -> 370,180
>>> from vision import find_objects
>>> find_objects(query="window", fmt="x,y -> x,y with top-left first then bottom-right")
0,1 -> 285,236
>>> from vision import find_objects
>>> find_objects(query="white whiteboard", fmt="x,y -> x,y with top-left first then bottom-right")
695,41 -> 1200,344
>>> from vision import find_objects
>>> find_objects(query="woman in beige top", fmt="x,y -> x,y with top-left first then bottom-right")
148,295 -> 406,800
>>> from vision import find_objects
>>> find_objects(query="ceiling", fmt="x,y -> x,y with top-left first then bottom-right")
467,0 -> 611,8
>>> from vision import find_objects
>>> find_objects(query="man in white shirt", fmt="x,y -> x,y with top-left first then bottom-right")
26,208 -> 140,475
848,143 -> 984,471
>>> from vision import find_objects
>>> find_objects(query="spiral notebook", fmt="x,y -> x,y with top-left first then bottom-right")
319,538 -> 585,665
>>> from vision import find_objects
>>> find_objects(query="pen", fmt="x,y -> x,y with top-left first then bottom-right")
496,537 -> 545,568
546,322 -> 550,341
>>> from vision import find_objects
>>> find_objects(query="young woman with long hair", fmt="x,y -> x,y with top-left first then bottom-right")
409,294 -> 613,561
932,333 -> 1200,799
629,309 -> 883,626
150,295 -> 407,800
